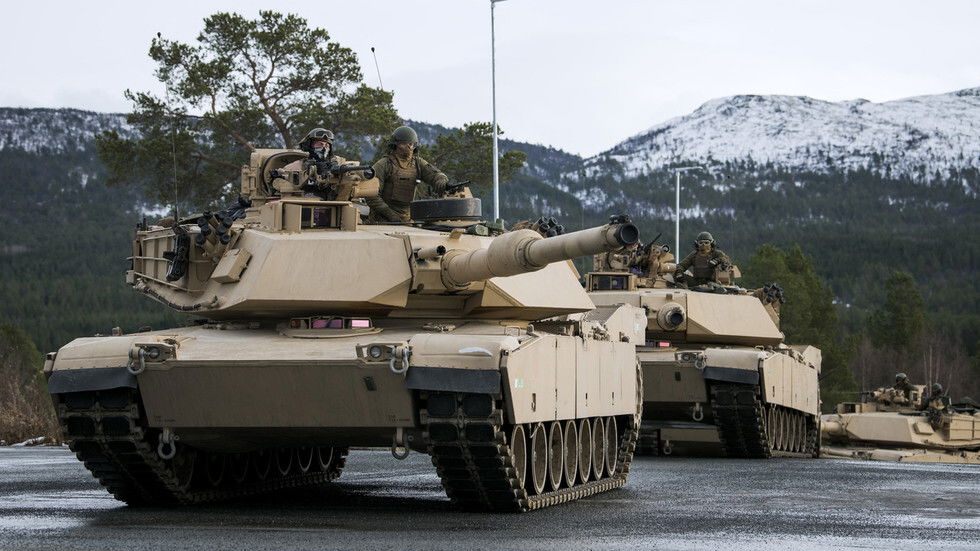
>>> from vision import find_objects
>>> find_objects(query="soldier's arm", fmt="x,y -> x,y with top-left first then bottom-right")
716,250 -> 733,267
675,252 -> 694,273
418,158 -> 449,195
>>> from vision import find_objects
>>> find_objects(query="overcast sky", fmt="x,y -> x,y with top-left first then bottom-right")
2,0 -> 978,156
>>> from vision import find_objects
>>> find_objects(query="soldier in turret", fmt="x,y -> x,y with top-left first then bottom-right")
366,126 -> 449,223
674,231 -> 732,288
893,372 -> 914,402
921,383 -> 951,428
595,241 -> 642,273
279,127 -> 343,189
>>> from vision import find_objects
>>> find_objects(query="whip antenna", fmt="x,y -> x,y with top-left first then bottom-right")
170,117 -> 179,221
371,47 -> 385,91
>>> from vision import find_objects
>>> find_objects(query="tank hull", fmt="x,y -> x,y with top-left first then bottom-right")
634,345 -> 821,457
47,307 -> 643,511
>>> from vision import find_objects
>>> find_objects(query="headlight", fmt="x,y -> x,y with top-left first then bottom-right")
368,345 -> 384,359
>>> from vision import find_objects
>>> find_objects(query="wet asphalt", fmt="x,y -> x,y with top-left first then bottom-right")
0,447 -> 977,550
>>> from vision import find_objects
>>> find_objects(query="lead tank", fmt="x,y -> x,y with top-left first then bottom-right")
44,148 -> 645,512
586,240 -> 821,458
821,386 -> 980,463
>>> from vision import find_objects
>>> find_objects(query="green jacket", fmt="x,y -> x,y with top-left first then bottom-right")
366,154 -> 449,222
675,248 -> 732,286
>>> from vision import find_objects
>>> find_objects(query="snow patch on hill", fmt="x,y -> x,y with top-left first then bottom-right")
0,108 -> 132,153
577,88 -> 980,182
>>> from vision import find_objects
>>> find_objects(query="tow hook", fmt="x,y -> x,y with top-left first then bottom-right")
692,402 -> 704,422
391,427 -> 413,460
157,428 -> 178,460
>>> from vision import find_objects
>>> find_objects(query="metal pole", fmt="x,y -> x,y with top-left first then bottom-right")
491,0 -> 500,222
671,166 -> 702,258
675,170 -> 680,258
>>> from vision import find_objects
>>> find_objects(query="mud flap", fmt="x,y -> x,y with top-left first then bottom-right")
47,367 -> 137,394
404,366 -> 500,394
702,366 -> 759,386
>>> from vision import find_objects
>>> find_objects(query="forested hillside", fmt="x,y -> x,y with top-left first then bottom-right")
0,105 -> 977,400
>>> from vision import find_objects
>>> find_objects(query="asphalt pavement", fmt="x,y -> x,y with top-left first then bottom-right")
1,447 -> 978,550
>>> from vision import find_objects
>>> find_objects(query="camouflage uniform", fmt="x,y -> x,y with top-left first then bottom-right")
366,126 -> 449,223
674,234 -> 732,287
595,247 -> 638,273
921,383 -> 950,429
280,127 -> 345,194
893,373 -> 914,402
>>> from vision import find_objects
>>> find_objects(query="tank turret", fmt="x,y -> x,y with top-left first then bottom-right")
127,154 -> 637,320
46,147 -> 647,513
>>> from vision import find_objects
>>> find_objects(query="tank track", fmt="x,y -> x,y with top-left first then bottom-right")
710,383 -> 819,459
55,388 -> 347,505
422,364 -> 641,512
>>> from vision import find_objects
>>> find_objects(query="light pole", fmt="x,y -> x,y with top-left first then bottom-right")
671,166 -> 703,257
490,0 -> 507,222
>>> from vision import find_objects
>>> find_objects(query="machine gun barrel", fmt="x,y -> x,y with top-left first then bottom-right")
442,222 -> 638,287
316,161 -> 375,179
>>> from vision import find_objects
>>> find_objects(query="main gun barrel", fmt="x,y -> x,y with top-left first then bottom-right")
442,222 -> 638,287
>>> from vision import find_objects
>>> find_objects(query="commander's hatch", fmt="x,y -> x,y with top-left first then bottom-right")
241,149 -> 308,203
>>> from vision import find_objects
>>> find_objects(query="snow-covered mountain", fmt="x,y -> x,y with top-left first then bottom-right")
578,88 -> 980,181
0,108 -> 131,153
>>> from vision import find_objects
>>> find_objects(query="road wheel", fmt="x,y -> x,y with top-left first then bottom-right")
547,422 -> 564,492
529,423 -> 548,495
578,418 -> 592,483
604,417 -> 618,476
275,448 -> 294,477
296,447 -> 314,473
252,449 -> 272,481
563,419 -> 578,487
509,425 -> 527,490
205,452 -> 226,487
229,453 -> 250,484
592,417 -> 606,479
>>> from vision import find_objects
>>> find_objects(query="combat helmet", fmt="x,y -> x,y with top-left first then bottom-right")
390,126 -> 419,145
931,383 -> 944,394
896,372 -> 908,382
694,231 -> 715,250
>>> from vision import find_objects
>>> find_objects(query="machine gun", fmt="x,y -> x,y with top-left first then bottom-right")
445,180 -> 471,195
310,159 -> 376,180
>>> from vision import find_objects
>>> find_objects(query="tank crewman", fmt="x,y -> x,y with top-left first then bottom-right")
921,383 -> 951,428
279,128 -> 341,184
673,231 -> 732,287
893,372 -> 914,402
595,241 -> 642,273
366,126 -> 449,223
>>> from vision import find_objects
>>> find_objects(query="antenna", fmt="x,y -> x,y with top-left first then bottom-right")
159,31 -> 180,221
370,47 -> 385,91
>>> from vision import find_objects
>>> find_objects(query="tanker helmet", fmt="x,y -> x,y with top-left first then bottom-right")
931,383 -> 943,394
895,372 -> 908,382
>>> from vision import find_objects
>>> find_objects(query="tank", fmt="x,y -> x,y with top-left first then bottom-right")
586,239 -> 821,458
43,148 -> 645,512
821,386 -> 980,464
